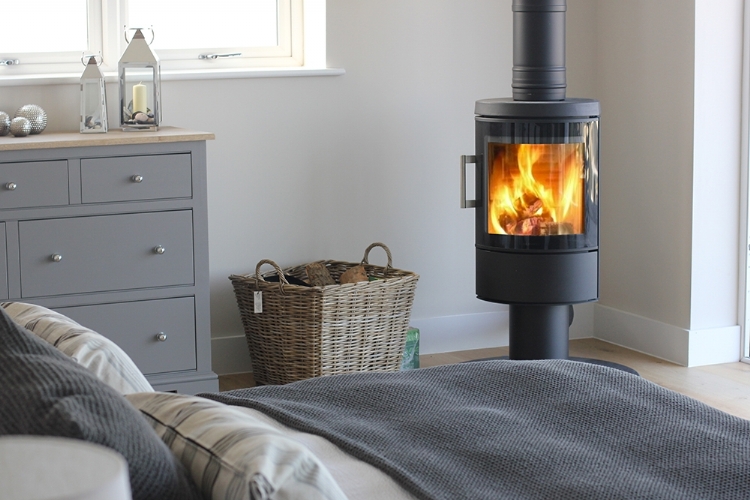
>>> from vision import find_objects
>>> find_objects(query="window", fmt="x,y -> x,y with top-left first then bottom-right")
123,0 -> 302,71
0,1 -> 97,72
0,0 -> 321,81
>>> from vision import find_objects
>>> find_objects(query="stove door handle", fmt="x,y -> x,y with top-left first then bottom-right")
460,155 -> 477,209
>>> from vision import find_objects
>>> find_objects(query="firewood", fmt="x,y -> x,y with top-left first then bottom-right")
305,262 -> 336,286
501,215 -> 516,232
340,265 -> 368,284
519,217 -> 543,235
523,198 -> 543,218
536,221 -> 575,236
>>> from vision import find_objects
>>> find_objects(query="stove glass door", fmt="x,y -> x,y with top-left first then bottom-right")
476,118 -> 598,252
487,142 -> 584,236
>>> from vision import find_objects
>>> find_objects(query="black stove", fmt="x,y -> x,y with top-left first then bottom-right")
461,0 -> 600,360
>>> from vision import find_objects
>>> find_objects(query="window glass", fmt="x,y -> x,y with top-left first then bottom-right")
127,0 -> 280,51
1,0 -> 88,53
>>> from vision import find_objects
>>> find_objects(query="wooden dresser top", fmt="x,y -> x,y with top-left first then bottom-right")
0,126 -> 215,152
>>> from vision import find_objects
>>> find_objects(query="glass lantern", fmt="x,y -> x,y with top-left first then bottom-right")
80,55 -> 108,133
118,28 -> 161,131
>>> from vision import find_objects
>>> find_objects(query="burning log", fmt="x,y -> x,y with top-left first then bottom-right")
540,222 -> 574,235
496,216 -> 576,236
501,215 -> 517,234
522,198 -> 544,218
519,217 -> 544,235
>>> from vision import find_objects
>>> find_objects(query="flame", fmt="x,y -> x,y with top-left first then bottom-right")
488,143 -> 584,236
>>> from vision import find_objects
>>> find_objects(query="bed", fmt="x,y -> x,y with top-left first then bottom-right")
1,302 -> 749,500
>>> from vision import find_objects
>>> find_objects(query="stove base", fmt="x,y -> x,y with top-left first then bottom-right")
509,304 -> 571,360
503,304 -> 638,375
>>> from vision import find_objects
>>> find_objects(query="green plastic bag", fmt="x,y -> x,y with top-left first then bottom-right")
400,327 -> 420,370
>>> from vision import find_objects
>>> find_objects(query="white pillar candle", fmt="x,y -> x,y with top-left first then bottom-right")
132,82 -> 147,114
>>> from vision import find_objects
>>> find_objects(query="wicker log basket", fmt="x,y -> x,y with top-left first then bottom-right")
229,243 -> 419,385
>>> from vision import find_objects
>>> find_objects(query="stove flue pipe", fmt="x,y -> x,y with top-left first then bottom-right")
512,0 -> 567,101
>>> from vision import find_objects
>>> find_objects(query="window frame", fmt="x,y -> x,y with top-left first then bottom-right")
113,0 -> 304,72
0,0 -> 308,80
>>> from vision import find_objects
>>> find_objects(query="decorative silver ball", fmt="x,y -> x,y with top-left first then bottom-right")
15,104 -> 47,134
0,112 -> 9,136
10,117 -> 31,137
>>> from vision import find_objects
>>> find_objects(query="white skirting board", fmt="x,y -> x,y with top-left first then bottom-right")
210,304 -> 595,375
411,311 -> 509,355
211,303 -> 741,374
412,303 -> 594,355
593,304 -> 741,367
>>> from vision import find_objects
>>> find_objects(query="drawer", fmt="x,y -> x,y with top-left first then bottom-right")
56,297 -> 197,375
0,160 -> 69,209
19,210 -> 194,298
80,153 -> 192,203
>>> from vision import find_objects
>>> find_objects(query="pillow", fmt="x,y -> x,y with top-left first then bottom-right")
125,392 -> 347,500
1,302 -> 153,394
0,308 -> 201,500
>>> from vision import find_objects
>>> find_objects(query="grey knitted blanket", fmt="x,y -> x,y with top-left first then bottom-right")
201,360 -> 750,499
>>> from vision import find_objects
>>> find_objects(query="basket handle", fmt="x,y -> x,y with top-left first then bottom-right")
361,242 -> 393,277
255,259 -> 288,293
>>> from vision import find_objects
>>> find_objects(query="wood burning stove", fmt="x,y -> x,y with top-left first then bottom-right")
461,0 -> 600,360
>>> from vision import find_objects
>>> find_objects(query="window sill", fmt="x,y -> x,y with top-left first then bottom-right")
0,66 -> 345,87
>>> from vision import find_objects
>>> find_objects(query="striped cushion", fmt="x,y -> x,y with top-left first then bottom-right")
125,392 -> 347,500
1,302 -> 153,394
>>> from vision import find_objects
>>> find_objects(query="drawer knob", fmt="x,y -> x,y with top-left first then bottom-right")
156,332 -> 168,342
153,245 -> 166,255
5,182 -> 17,190
51,254 -> 62,262
131,175 -> 144,183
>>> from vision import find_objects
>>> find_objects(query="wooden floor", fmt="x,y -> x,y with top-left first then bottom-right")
219,338 -> 750,420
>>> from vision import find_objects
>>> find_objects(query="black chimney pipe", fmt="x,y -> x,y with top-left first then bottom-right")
512,0 -> 567,101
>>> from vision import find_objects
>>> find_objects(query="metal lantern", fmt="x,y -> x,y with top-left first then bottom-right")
80,55 -> 108,133
118,28 -> 161,131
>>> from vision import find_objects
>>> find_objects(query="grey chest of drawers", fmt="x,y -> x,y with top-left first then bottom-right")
0,127 -> 218,394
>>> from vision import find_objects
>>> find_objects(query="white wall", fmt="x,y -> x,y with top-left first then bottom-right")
594,0 -> 696,329
591,0 -> 744,366
1,0 -> 741,372
0,0 -> 518,373
691,0 -> 743,331
195,0 -> 513,363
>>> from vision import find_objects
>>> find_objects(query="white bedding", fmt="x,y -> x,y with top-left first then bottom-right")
230,405 -> 417,500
